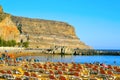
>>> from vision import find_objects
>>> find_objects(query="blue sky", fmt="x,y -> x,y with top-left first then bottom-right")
0,0 -> 120,49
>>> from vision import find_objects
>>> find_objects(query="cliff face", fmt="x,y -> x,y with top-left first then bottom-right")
0,6 -> 3,13
11,16 -> 90,49
0,6 -> 91,49
0,6 -> 20,42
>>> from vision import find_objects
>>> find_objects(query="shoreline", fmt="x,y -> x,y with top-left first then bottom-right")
0,47 -> 120,55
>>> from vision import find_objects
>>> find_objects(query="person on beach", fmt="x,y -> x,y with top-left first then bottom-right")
114,61 -> 116,65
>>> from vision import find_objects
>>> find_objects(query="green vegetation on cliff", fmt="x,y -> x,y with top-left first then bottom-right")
0,37 -> 16,47
17,41 -> 29,48
0,37 -> 29,48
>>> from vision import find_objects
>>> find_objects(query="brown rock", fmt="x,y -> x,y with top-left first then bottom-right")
0,15 -> 20,42
11,16 -> 91,49
0,5 -> 3,13
0,6 -> 91,50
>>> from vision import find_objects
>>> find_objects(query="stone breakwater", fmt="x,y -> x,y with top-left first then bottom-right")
0,46 -> 73,55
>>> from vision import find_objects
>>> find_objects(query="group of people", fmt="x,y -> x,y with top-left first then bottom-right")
0,50 -> 15,60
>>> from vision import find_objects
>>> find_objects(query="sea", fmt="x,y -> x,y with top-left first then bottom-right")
20,55 -> 120,66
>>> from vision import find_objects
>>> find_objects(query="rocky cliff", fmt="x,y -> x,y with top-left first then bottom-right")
0,6 -> 20,42
11,16 -> 90,49
0,6 -> 91,49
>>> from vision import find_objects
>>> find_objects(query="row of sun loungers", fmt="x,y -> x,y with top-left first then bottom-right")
0,58 -> 120,80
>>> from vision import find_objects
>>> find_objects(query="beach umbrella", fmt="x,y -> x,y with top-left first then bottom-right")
102,64 -> 108,68
59,75 -> 66,80
0,70 -> 6,74
31,72 -> 38,79
15,77 -> 21,80
49,74 -> 56,79
49,70 -> 54,74
24,72 -> 30,79
57,70 -> 63,75
9,54 -> 15,59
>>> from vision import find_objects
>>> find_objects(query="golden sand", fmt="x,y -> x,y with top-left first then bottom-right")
0,52 -> 120,80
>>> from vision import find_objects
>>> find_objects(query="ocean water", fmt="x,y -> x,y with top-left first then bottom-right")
20,55 -> 120,66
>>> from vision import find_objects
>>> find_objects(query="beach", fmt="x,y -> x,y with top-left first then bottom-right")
0,52 -> 120,80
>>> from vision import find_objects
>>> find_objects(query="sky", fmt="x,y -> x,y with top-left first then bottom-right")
0,0 -> 120,49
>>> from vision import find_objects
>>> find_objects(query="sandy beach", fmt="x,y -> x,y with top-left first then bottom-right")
0,52 -> 119,80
